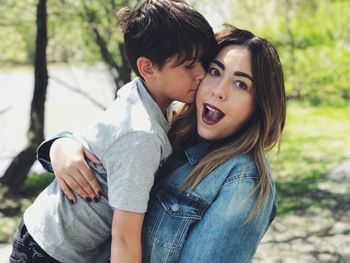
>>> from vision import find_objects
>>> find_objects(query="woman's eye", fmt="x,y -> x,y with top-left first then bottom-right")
208,67 -> 220,77
233,80 -> 248,90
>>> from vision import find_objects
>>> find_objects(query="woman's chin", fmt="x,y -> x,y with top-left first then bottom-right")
197,126 -> 220,141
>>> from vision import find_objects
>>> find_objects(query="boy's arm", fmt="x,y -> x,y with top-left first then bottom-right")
111,209 -> 144,263
102,132 -> 163,261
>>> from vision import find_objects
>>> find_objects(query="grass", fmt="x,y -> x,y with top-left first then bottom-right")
268,102 -> 350,215
1,102 -> 350,242
0,173 -> 54,243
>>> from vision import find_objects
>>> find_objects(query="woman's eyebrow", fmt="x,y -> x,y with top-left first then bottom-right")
212,59 -> 225,70
212,59 -> 254,82
235,71 -> 254,82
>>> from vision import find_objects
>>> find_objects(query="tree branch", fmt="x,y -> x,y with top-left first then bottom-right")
50,75 -> 107,110
0,106 -> 11,115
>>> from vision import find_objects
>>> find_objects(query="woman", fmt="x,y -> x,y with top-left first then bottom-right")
35,25 -> 286,262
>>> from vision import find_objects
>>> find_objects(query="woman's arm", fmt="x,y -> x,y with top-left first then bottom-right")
50,138 -> 102,203
179,177 -> 276,263
36,134 -> 102,203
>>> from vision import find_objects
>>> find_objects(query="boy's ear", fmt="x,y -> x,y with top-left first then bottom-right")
136,57 -> 156,82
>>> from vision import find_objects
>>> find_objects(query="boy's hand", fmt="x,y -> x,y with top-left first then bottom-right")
50,137 -> 102,203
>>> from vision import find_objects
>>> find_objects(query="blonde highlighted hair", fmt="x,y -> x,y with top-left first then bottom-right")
169,26 -> 286,220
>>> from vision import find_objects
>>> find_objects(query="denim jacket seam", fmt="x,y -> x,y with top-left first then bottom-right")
163,185 -> 210,208
150,208 -> 166,243
221,174 -> 260,189
166,219 -> 191,262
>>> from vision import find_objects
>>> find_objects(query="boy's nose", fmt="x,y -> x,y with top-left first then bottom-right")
194,63 -> 206,80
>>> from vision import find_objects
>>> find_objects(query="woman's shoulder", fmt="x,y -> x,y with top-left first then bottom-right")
221,153 -> 272,182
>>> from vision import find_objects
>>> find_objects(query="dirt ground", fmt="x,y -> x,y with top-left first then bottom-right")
254,168 -> 350,263
254,212 -> 350,262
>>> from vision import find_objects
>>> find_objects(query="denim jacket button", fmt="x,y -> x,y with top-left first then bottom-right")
171,203 -> 180,212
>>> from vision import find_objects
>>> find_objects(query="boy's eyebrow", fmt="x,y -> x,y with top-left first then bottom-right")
212,59 -> 254,82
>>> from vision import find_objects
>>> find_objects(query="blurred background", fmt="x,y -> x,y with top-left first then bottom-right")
0,0 -> 349,262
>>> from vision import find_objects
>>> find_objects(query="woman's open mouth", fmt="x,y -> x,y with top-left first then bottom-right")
202,103 -> 225,125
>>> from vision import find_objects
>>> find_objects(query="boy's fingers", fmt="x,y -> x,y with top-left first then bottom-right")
83,147 -> 101,164
56,177 -> 76,204
79,163 -> 102,197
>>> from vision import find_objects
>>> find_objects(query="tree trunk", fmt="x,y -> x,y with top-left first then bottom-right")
81,3 -> 131,97
0,0 -> 48,193
117,41 -> 131,90
92,27 -> 131,97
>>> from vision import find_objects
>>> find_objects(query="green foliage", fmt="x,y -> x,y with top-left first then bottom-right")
46,0 -> 125,64
277,1 -> 349,105
0,0 -> 349,104
0,0 -> 133,66
230,0 -> 350,106
0,0 -> 36,65
22,172 -> 55,198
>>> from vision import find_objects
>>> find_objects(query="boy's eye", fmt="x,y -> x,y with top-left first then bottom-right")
233,80 -> 248,90
208,67 -> 220,77
184,62 -> 195,69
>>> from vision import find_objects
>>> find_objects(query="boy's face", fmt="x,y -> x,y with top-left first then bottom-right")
151,56 -> 206,107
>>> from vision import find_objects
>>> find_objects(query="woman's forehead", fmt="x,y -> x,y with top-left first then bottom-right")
215,45 -> 252,72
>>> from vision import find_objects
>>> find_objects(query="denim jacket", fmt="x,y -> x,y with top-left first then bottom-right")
37,133 -> 277,263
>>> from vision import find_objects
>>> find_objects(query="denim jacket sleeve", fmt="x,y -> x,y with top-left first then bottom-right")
179,174 -> 276,263
36,131 -> 74,173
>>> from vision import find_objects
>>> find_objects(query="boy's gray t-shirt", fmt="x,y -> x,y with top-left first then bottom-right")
23,78 -> 172,263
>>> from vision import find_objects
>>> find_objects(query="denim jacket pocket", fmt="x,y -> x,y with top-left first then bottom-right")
158,189 -> 206,220
142,187 -> 208,263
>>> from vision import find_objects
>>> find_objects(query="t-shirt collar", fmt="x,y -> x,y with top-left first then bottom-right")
135,78 -> 171,133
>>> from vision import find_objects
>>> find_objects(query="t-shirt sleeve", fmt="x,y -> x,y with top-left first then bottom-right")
100,132 -> 162,213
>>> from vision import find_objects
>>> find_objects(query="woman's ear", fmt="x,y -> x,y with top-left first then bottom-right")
136,57 -> 156,82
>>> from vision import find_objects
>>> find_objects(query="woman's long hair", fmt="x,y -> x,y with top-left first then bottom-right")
169,25 -> 286,220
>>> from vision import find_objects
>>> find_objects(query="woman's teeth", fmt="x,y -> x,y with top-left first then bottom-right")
203,104 -> 224,124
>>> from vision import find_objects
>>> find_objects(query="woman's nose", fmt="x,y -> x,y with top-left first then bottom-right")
211,82 -> 226,100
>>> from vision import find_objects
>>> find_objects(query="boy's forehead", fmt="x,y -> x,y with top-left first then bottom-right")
168,48 -> 205,66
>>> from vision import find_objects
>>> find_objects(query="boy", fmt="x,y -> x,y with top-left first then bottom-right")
10,0 -> 216,262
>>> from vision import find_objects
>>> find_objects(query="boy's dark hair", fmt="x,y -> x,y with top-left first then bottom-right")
118,0 -> 217,77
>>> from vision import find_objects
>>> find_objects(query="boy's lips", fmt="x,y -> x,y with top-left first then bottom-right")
202,103 -> 225,125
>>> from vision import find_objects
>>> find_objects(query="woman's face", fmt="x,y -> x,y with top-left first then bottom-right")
195,45 -> 255,140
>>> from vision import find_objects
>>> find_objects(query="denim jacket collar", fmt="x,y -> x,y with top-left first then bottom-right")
184,140 -> 213,165
184,136 -> 233,165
